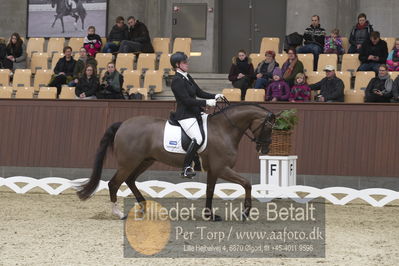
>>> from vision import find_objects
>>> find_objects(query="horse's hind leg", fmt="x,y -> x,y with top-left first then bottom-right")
108,167 -> 134,219
51,16 -> 58,28
125,159 -> 154,204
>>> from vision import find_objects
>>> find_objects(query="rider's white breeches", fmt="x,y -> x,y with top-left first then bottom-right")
178,117 -> 203,144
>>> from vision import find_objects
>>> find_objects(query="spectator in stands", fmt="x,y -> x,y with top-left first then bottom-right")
228,49 -> 254,100
118,16 -> 154,53
358,31 -> 388,73
49,46 -> 76,97
281,48 -> 304,87
386,39 -> 399,71
265,68 -> 290,101
289,73 -> 311,102
324,28 -> 344,55
84,26 -> 102,57
392,74 -> 399,102
70,47 -> 97,86
254,50 -> 279,89
96,62 -> 124,99
0,38 -> 9,70
365,64 -> 393,102
310,65 -> 344,102
297,15 -> 326,71
5,33 -> 26,70
102,16 -> 127,53
348,13 -> 374,54
75,64 -> 99,99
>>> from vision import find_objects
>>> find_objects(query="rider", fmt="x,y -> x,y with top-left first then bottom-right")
170,52 -> 224,178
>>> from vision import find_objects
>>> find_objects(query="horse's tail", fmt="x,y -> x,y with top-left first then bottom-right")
76,122 -> 123,200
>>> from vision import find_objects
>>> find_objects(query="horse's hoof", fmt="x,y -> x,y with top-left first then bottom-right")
121,215 -> 128,220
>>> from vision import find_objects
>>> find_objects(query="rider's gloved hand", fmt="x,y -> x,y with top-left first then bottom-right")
215,94 -> 224,101
206,99 -> 216,106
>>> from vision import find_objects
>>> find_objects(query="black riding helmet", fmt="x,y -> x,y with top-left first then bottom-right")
170,52 -> 188,69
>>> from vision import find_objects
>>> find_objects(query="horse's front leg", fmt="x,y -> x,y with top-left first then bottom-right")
51,16 -> 57,28
219,167 -> 252,220
60,17 -> 65,33
204,170 -> 222,221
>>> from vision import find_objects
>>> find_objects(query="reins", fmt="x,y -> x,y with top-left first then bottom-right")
212,98 -> 274,145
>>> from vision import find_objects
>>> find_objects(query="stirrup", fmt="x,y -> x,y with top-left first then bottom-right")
181,166 -> 196,179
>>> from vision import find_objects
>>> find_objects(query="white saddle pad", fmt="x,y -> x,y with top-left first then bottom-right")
163,114 -> 208,154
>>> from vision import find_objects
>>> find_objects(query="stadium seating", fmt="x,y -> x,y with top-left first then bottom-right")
136,53 -> 156,73
341,37 -> 349,53
0,69 -> 11,86
47,37 -> 65,56
123,70 -> 141,90
37,87 -> 57,99
344,89 -> 365,103
13,69 -> 31,88
152,38 -> 170,54
26,38 -> 45,57
317,54 -> 338,72
51,53 -> 64,69
115,53 -> 135,72
389,71 -> 399,80
59,86 -> 76,99
341,54 -> 360,73
15,87 -> 34,99
95,53 -> 113,72
172,38 -> 191,55
260,37 -> 280,54
275,53 -> 288,67
68,37 -> 84,52
249,54 -> 263,69
297,54 -> 314,73
158,53 -> 175,75
129,87 -> 148,100
30,52 -> 49,73
306,71 -> 324,85
144,70 -> 164,93
381,37 -> 395,51
336,71 -> 351,90
222,88 -> 241,101
0,86 -> 12,98
245,89 -> 265,102
34,69 -> 53,91
354,71 -> 375,91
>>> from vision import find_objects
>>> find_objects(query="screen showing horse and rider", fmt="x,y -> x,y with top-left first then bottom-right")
27,0 -> 107,37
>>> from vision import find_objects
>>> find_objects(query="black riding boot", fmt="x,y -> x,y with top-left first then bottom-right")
181,139 -> 199,178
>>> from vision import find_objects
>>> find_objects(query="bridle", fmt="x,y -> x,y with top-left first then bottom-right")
214,98 -> 275,146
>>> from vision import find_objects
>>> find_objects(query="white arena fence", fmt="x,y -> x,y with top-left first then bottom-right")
1,176 -> 399,207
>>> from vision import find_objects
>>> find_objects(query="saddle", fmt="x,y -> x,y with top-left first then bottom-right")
163,113 -> 208,154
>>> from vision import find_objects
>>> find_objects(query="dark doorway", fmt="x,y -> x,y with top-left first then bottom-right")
219,0 -> 287,73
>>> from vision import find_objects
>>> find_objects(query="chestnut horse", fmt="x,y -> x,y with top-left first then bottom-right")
77,103 -> 275,220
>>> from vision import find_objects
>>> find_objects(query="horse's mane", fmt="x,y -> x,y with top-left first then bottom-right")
209,102 -> 273,117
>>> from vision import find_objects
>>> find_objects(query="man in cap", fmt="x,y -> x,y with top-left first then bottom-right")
310,65 -> 344,102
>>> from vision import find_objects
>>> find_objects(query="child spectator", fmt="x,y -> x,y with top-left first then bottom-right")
386,38 -> 399,71
324,29 -> 344,55
289,73 -> 311,102
265,68 -> 290,101
84,26 -> 102,57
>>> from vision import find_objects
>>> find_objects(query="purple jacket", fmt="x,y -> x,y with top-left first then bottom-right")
289,84 -> 311,102
265,80 -> 290,101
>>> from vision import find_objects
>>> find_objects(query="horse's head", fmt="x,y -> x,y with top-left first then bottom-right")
250,112 -> 275,154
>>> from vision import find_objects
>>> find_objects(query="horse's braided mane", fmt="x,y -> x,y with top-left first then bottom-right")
209,102 -> 273,117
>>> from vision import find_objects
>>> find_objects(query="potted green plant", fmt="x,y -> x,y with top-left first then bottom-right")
269,109 -> 298,156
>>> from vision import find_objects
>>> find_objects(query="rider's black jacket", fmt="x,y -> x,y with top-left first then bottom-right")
171,72 -> 215,120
